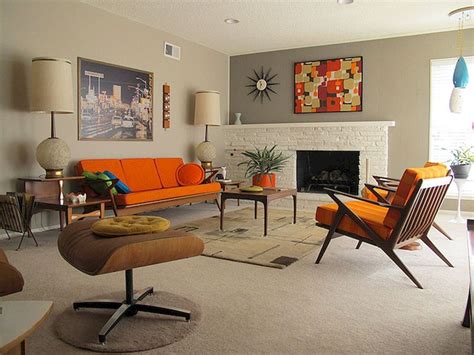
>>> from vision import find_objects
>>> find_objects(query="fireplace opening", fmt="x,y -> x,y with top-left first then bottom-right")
297,150 -> 360,194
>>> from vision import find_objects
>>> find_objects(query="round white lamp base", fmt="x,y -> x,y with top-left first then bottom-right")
196,141 -> 216,168
36,137 -> 71,178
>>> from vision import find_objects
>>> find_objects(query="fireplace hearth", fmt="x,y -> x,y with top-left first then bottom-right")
297,150 -> 360,194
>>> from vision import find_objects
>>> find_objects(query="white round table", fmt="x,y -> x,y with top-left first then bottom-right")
0,300 -> 52,354
450,178 -> 468,224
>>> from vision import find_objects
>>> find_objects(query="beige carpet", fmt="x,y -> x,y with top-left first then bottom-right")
174,207 -> 326,269
1,204 -> 472,354
54,291 -> 200,353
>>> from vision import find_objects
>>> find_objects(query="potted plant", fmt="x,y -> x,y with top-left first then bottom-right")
445,145 -> 474,178
238,145 -> 289,187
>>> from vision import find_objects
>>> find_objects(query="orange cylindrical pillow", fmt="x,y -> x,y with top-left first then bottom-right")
176,163 -> 205,186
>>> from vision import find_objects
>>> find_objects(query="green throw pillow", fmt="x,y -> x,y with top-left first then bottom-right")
82,171 -> 118,195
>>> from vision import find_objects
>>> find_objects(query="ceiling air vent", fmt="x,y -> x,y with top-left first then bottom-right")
164,42 -> 181,61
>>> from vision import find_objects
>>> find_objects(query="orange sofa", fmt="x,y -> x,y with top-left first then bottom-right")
76,158 -> 221,216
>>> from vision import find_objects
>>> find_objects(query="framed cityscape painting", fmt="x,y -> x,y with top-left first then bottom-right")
294,56 -> 362,114
78,58 -> 153,141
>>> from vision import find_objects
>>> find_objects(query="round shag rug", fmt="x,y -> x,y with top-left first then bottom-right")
54,291 -> 201,353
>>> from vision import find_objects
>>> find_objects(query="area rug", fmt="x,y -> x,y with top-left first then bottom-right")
173,208 -> 326,269
54,291 -> 201,353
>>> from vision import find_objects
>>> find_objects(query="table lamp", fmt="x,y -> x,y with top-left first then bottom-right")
31,57 -> 73,178
194,90 -> 221,169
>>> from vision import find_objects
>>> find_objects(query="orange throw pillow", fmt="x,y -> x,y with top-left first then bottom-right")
176,163 -> 205,186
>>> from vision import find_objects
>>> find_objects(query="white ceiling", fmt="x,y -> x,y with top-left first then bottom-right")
82,0 -> 474,55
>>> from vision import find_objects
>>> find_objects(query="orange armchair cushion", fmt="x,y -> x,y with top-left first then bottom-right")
361,187 -> 391,202
115,182 -> 220,206
316,201 -> 392,240
176,163 -> 205,186
77,159 -> 127,185
383,165 -> 448,228
120,158 -> 163,192
154,158 -> 184,188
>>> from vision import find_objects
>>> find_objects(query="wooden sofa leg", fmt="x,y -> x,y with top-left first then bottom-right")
384,249 -> 423,289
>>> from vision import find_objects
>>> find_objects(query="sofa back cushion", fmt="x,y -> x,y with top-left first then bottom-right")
383,165 -> 448,228
119,158 -> 163,192
154,158 -> 184,188
77,159 -> 127,185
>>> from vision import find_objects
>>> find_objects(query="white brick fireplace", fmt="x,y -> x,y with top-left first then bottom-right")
223,121 -> 395,210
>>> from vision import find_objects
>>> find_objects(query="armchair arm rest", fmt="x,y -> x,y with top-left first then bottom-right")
324,188 -> 403,210
364,183 -> 396,193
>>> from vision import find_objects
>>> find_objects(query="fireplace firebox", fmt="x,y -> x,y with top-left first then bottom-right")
297,150 -> 360,194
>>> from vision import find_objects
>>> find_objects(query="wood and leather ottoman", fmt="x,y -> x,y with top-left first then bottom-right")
58,219 -> 204,344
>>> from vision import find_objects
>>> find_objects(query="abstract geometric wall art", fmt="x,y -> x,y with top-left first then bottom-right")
294,57 -> 362,114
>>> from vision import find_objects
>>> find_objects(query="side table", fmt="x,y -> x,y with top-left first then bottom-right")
217,180 -> 244,206
450,178 -> 468,224
0,300 -> 52,355
35,197 -> 109,230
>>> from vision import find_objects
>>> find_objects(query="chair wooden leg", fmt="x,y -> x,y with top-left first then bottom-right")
421,235 -> 453,267
355,240 -> 363,249
384,249 -> 423,289
315,211 -> 344,264
432,221 -> 453,240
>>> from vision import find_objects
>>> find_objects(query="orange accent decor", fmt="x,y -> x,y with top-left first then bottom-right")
316,201 -> 392,240
76,159 -> 128,184
154,158 -> 184,188
176,163 -> 205,186
361,187 -> 390,201
383,165 -> 448,228
252,174 -> 276,188
115,183 -> 221,206
120,158 -> 163,192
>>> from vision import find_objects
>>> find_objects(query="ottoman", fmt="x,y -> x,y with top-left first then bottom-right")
58,219 -> 204,344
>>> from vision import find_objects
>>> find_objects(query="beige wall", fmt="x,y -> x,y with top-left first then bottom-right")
0,0 -> 229,226
230,30 -> 474,211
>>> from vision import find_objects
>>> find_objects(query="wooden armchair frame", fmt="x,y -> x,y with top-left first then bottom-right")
370,175 -> 452,240
315,175 -> 454,289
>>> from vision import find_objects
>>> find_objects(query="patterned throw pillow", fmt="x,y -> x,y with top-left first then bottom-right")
103,170 -> 131,194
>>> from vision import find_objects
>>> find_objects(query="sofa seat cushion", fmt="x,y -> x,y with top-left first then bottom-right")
58,220 -> 204,276
121,158 -> 163,192
176,163 -> 205,186
154,158 -> 184,188
316,201 -> 392,240
0,249 -> 25,297
115,182 -> 221,206
92,216 -> 170,237
77,159 -> 127,185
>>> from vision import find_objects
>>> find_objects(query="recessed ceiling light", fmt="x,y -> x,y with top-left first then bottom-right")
337,0 -> 354,4
224,18 -> 239,24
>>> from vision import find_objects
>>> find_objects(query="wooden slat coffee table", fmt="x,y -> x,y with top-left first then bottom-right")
220,187 -> 297,236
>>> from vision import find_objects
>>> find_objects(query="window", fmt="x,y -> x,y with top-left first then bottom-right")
430,57 -> 474,198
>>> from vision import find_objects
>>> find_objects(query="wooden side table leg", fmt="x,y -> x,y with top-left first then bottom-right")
100,203 -> 105,219
292,194 -> 297,224
463,291 -> 471,328
220,197 -> 225,231
254,201 -> 258,219
66,208 -> 73,226
263,201 -> 268,236
59,211 -> 64,231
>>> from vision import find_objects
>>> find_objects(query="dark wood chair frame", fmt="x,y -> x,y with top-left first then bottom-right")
315,176 -> 454,289
83,179 -> 220,217
372,175 -> 453,240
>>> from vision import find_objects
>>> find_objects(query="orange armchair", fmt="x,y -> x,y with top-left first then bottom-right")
315,165 -> 453,289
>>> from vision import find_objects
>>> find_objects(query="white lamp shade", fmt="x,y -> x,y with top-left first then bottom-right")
194,90 -> 221,126
31,57 -> 73,113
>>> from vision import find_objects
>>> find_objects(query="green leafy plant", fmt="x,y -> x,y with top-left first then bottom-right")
444,146 -> 474,166
238,145 -> 290,178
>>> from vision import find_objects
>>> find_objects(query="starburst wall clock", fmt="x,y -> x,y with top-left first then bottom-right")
246,67 -> 280,103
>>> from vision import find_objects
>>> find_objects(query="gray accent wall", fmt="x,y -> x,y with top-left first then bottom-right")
230,30 -> 474,180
